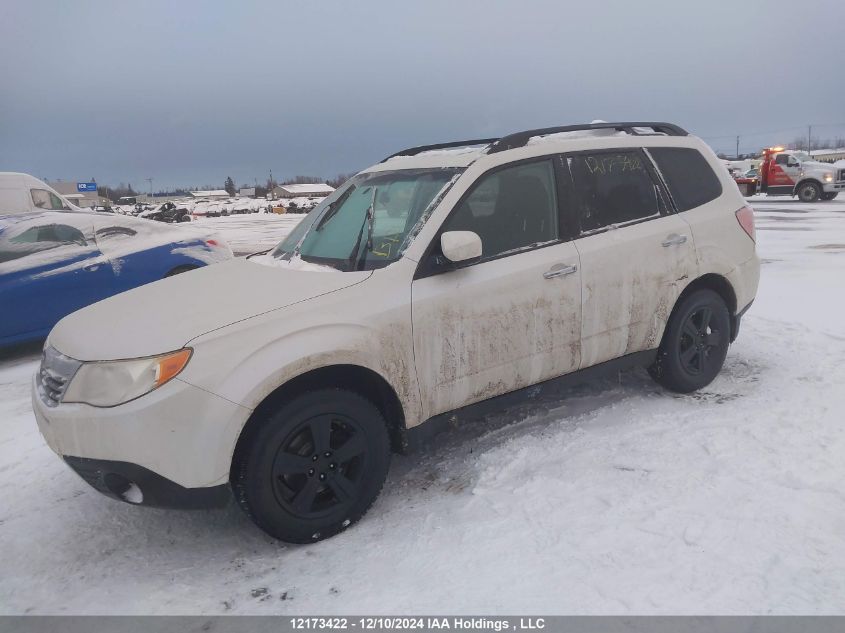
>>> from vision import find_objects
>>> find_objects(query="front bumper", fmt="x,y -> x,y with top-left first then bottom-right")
32,372 -> 252,493
64,456 -> 230,509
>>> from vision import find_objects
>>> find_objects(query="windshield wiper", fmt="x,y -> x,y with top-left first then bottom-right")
347,186 -> 377,271
314,185 -> 355,232
365,186 -> 376,252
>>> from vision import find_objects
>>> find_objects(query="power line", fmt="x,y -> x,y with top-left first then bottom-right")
700,122 -> 845,141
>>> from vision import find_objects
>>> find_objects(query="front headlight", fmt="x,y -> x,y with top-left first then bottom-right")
824,173 -> 833,182
63,348 -> 192,407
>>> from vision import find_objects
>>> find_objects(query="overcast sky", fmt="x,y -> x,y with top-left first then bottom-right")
1,0 -> 844,190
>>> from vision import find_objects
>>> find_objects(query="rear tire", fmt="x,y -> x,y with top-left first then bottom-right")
821,192 -> 838,201
232,389 -> 391,543
796,181 -> 821,202
648,289 -> 731,393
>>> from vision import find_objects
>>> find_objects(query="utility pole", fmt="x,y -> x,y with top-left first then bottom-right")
736,135 -> 740,159
808,124 -> 812,153
145,177 -> 153,201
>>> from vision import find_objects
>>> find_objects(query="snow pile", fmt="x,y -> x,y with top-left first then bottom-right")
414,145 -> 490,158
249,253 -> 336,272
527,128 -> 629,145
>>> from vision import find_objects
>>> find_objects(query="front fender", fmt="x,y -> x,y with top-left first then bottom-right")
179,287 -> 421,428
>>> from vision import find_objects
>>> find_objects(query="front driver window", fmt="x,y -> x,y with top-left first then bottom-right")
442,159 -> 558,260
31,189 -> 70,211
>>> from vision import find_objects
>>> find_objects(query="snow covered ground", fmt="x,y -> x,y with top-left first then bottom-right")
196,213 -> 304,255
1,199 -> 845,615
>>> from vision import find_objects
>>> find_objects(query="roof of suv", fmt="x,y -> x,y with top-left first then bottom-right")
368,121 -> 695,172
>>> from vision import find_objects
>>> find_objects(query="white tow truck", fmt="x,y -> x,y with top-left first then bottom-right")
756,147 -> 844,202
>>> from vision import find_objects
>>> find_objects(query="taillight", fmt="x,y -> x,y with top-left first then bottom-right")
205,239 -> 219,247
735,205 -> 755,242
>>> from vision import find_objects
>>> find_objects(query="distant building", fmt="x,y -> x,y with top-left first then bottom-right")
48,180 -> 99,208
810,148 -> 845,163
190,190 -> 230,199
272,183 -> 335,199
238,187 -> 256,198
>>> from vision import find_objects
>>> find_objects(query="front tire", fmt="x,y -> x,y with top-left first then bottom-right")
232,389 -> 391,543
796,181 -> 821,202
648,289 -> 731,393
821,192 -> 838,201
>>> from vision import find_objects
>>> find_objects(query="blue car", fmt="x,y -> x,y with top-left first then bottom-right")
0,211 -> 233,348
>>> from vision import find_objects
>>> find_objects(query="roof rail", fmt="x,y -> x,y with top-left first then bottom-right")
381,138 -> 499,163
487,121 -> 688,154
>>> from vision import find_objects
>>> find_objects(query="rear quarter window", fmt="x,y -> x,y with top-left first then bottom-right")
649,147 -> 723,211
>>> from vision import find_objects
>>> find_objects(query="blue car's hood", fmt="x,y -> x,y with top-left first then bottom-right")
48,258 -> 371,361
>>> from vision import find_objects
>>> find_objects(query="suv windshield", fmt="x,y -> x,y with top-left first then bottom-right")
270,167 -> 463,271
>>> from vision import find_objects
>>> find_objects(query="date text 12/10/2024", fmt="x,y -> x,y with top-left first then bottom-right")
290,617 -> 546,630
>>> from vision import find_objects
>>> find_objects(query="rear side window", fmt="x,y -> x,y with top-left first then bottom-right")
12,224 -> 86,246
649,147 -> 723,211
568,150 -> 661,233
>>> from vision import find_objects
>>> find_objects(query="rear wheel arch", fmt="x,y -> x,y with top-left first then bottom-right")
676,273 -> 738,339
231,364 -> 407,485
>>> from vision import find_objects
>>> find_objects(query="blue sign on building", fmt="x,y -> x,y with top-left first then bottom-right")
77,182 -> 97,192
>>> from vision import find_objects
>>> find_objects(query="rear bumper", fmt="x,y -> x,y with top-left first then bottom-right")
726,254 -> 760,325
64,455 -> 230,509
731,299 -> 754,343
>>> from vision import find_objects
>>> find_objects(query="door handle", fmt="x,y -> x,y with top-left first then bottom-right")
661,233 -> 688,247
543,263 -> 578,279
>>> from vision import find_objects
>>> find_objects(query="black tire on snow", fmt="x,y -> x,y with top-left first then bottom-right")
796,181 -> 821,202
232,388 -> 391,544
648,289 -> 731,393
821,192 -> 838,201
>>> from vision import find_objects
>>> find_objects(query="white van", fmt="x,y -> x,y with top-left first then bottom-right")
0,172 -> 84,215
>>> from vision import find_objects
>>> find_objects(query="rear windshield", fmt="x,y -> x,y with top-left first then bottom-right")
649,147 -> 723,211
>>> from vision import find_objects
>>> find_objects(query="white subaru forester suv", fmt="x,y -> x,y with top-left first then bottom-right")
33,122 -> 760,543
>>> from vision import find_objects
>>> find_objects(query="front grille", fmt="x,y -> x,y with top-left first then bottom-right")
839,169 -> 845,183
36,346 -> 81,407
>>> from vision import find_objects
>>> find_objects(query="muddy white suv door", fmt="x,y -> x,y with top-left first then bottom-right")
565,149 -> 699,368
411,158 -> 582,418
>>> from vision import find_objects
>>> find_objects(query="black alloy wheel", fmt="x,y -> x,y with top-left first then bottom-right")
271,413 -> 368,520
678,306 -> 722,376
